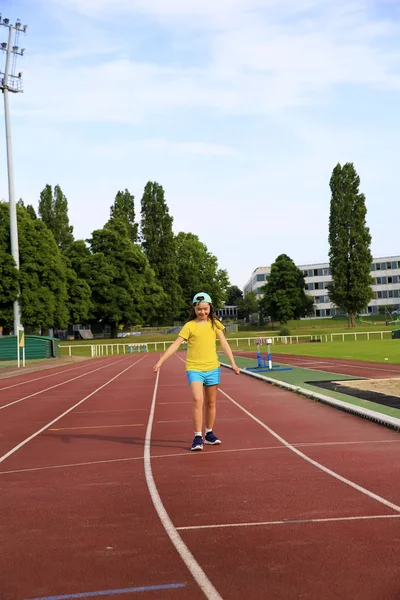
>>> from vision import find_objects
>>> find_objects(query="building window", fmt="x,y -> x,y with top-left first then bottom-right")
256,274 -> 265,282
376,263 -> 381,270
371,263 -> 375,271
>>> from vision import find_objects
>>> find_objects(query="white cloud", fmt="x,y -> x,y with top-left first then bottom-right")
21,0 -> 400,129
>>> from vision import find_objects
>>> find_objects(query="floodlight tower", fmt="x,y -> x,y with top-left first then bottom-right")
0,16 -> 27,333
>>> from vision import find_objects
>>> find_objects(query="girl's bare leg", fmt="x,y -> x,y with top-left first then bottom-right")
190,381 -> 204,432
204,384 -> 218,430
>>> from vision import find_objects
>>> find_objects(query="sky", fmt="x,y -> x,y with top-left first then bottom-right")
1,0 -> 400,289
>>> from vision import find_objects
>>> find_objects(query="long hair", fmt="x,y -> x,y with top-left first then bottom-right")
186,303 -> 222,329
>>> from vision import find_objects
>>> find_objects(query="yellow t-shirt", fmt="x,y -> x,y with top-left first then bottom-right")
179,318 -> 225,371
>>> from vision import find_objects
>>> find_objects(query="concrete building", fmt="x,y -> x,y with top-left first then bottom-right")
243,255 -> 400,317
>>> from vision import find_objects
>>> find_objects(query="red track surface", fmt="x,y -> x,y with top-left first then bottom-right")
1,354 -> 400,599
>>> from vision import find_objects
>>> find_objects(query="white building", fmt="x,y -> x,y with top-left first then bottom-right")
243,255 -> 400,318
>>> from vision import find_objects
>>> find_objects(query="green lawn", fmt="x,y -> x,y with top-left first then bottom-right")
265,339 -> 400,363
60,327 -> 399,363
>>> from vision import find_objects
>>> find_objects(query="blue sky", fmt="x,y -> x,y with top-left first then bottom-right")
1,0 -> 400,289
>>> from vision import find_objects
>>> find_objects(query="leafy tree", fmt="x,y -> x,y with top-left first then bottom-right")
328,163 -> 374,327
0,202 -> 69,332
226,285 -> 243,306
238,290 -> 258,321
140,182 -> 184,323
259,254 -> 314,324
86,218 -> 165,335
175,232 -> 230,316
0,202 -> 20,330
110,189 -> 138,243
38,184 -> 74,252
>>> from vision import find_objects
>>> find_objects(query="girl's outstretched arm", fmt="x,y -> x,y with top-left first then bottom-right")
217,331 -> 240,375
153,336 -> 185,372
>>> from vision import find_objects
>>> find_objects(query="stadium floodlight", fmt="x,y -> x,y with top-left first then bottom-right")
0,16 -> 27,334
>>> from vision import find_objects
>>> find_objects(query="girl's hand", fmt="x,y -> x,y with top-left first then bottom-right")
232,364 -> 240,375
153,362 -> 162,372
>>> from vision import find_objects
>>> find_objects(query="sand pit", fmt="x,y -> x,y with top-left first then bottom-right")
340,378 -> 400,398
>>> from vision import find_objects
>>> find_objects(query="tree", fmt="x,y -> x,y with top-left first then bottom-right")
259,254 -> 314,324
328,163 -> 374,327
110,189 -> 138,243
226,285 -> 243,306
0,202 -> 69,332
86,218 -> 165,335
0,203 -> 20,330
140,182 -> 184,323
175,232 -> 230,317
238,290 -> 258,321
38,184 -> 74,252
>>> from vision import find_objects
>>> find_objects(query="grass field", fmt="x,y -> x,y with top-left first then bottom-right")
59,329 -> 400,363
265,339 -> 400,363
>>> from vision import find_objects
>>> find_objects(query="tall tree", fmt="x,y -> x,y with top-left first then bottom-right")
259,254 -> 314,324
0,202 -> 69,332
38,184 -> 74,252
226,285 -> 243,306
175,232 -> 230,317
328,163 -> 374,327
110,189 -> 138,243
140,182 -> 184,323
0,203 -> 20,331
87,218 -> 165,335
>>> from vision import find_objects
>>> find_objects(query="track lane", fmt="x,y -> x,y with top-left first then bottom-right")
0,356 -> 130,409
149,356 -> 400,599
1,355 -> 204,600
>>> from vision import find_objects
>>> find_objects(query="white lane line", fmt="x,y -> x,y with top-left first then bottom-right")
2,439 -> 400,476
0,356 -> 130,410
219,388 -> 400,513
144,370 -> 223,600
0,359 -> 108,391
176,514 -> 400,531
0,357 -> 146,465
156,418 -> 248,424
74,408 -> 148,414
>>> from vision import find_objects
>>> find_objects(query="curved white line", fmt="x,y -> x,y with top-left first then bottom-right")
144,371 -> 223,600
218,387 -> 400,513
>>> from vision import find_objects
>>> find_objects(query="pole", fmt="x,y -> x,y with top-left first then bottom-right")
2,23 -> 21,333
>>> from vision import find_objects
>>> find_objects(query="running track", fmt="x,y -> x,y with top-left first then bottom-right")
1,353 -> 400,599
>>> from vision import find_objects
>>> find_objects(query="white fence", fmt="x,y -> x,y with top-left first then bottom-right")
61,330 -> 393,358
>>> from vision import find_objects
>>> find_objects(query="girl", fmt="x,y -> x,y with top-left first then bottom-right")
153,292 -> 240,451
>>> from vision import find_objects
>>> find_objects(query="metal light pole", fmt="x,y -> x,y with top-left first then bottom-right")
0,16 -> 27,334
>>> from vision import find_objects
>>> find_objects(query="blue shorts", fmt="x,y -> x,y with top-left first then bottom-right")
187,367 -> 220,386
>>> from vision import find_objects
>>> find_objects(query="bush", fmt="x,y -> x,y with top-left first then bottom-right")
279,325 -> 291,336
